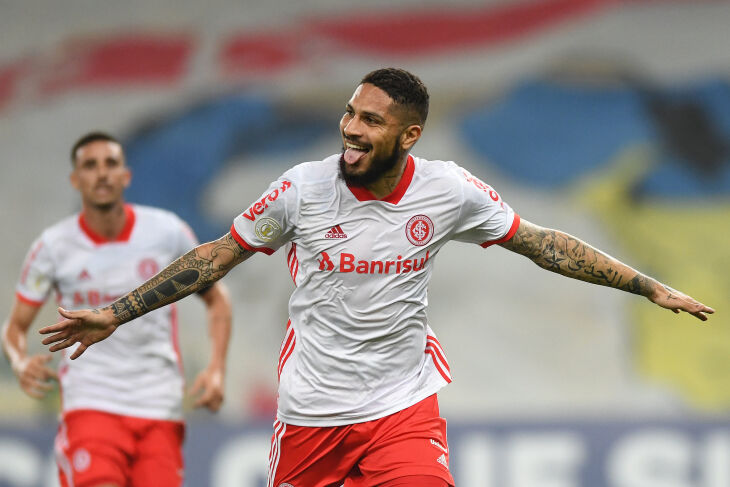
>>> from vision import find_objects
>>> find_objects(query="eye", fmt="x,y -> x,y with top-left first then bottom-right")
363,115 -> 383,126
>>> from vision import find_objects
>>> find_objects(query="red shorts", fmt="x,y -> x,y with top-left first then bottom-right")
55,409 -> 185,487
268,394 -> 455,487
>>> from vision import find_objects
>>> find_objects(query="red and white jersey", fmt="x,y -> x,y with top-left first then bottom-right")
16,204 -> 198,420
231,154 -> 519,426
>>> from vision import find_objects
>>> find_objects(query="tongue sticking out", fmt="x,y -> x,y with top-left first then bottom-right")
344,147 -> 368,165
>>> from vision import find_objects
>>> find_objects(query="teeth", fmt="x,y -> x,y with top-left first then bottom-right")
346,142 -> 368,151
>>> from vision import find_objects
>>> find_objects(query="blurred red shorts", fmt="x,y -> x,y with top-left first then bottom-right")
55,409 -> 184,487
268,394 -> 455,487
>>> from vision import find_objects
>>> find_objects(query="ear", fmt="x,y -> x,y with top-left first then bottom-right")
122,166 -> 132,189
69,169 -> 80,191
400,124 -> 422,151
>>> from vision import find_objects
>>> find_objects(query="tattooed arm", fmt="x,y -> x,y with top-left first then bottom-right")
499,219 -> 714,321
39,233 -> 254,359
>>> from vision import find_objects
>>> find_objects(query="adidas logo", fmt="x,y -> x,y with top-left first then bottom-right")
437,453 -> 448,468
78,269 -> 91,280
324,225 -> 347,239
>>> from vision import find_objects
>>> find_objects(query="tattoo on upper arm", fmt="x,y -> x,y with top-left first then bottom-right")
500,221 -> 653,296
108,233 -> 253,324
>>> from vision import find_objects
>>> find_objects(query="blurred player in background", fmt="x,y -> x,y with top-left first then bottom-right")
38,71 -> 713,487
1,132 -> 232,487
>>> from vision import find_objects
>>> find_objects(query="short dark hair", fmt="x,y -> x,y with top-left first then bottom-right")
70,131 -> 122,166
360,68 -> 429,126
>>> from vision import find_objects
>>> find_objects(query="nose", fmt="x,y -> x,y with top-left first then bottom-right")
342,116 -> 362,139
96,163 -> 109,180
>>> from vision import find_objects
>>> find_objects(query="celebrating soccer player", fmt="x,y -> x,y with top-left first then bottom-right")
38,70 -> 713,487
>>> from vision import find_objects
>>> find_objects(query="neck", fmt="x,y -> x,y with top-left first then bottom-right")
365,155 -> 409,199
81,200 -> 128,240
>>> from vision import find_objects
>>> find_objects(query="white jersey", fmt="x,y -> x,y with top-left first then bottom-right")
16,204 -> 198,420
232,154 -> 519,426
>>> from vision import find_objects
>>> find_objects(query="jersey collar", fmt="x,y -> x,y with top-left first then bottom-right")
346,154 -> 415,204
79,204 -> 136,244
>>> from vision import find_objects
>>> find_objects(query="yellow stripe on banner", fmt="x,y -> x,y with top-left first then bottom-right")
574,145 -> 730,410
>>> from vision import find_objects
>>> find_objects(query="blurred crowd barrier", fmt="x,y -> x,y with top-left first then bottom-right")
2,418 -> 730,486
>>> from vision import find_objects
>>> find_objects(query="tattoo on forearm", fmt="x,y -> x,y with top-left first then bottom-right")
111,290 -> 146,323
107,233 -> 251,324
501,222 -> 655,296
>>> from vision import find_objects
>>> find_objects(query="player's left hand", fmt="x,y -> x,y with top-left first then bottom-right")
649,285 -> 715,321
189,366 -> 225,412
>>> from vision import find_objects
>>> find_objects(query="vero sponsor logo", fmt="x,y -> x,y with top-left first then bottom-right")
241,180 -> 292,222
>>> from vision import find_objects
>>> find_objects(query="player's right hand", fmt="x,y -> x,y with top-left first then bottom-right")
13,354 -> 58,399
39,307 -> 119,359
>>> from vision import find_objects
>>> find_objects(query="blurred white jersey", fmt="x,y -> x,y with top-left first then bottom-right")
16,204 -> 198,420
232,154 -> 519,426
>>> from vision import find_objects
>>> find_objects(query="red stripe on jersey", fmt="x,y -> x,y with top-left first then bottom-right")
278,335 -> 296,380
426,344 -> 451,377
278,323 -> 294,361
347,155 -> 414,204
57,359 -> 66,410
79,204 -> 136,244
426,349 -> 452,383
230,224 -> 275,255
58,362 -> 69,380
15,291 -> 44,307
20,240 -> 44,285
426,335 -> 452,383
481,213 -> 521,248
287,243 -> 299,284
278,320 -> 296,380
426,335 -> 450,372
170,303 -> 184,375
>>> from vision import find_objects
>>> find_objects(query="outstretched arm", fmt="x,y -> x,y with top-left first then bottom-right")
499,219 -> 714,321
189,282 -> 232,413
40,233 -> 253,359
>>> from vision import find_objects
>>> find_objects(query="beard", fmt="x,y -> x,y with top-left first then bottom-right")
92,201 -> 117,212
338,138 -> 405,187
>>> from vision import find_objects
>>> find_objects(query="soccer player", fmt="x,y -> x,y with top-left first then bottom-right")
1,132 -> 232,487
38,70 -> 714,487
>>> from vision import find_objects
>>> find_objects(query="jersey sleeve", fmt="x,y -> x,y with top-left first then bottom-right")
451,165 -> 520,248
15,236 -> 54,306
230,171 -> 299,255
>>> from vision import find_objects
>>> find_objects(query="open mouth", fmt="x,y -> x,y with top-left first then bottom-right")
343,142 -> 370,165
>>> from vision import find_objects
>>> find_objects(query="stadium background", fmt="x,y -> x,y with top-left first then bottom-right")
0,0 -> 728,485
